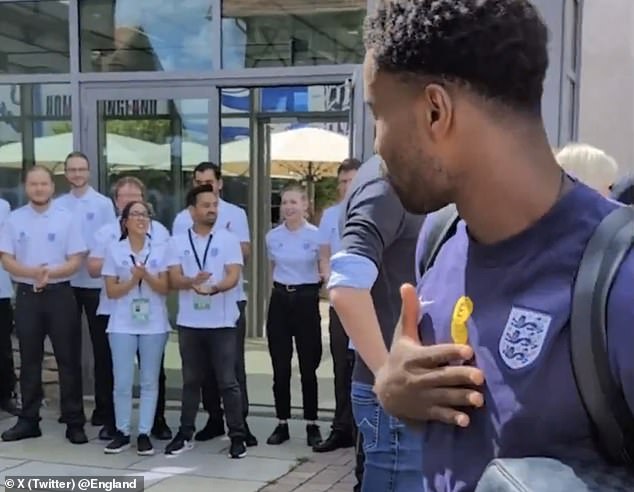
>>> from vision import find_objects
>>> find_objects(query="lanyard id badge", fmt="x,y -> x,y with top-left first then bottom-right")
188,229 -> 213,310
130,250 -> 151,323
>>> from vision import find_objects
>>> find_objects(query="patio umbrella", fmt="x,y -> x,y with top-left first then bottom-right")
0,132 -> 160,173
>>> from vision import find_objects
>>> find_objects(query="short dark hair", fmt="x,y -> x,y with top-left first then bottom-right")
193,161 -> 221,180
186,184 -> 216,207
64,151 -> 90,169
364,0 -> 549,115
337,158 -> 362,176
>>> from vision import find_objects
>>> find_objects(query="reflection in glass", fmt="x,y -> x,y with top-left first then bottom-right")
0,1 -> 70,74
96,97 -> 210,227
80,0 -> 214,72
222,0 -> 365,68
0,83 -> 71,207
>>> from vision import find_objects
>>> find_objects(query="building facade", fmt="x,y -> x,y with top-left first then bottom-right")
0,0 -> 581,347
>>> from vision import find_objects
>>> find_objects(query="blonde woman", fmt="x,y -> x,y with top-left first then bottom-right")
556,143 -> 619,196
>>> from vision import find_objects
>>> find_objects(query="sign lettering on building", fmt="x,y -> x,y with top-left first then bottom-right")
45,96 -> 159,118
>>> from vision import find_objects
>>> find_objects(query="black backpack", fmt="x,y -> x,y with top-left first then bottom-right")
418,204 -> 634,466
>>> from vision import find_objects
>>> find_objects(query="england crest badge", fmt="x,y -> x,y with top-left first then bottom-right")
499,307 -> 551,369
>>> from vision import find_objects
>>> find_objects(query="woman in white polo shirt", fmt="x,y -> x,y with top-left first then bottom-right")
265,183 -> 325,448
101,201 -> 170,457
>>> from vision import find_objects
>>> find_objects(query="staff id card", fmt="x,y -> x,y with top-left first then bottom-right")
193,293 -> 211,310
131,298 -> 150,322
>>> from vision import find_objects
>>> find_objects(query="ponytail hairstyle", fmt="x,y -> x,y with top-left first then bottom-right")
119,200 -> 151,240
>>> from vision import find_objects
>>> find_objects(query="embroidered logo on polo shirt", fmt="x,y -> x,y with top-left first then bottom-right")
303,242 -> 310,250
86,212 -> 95,220
47,233 -> 56,242
210,248 -> 219,257
499,307 -> 551,369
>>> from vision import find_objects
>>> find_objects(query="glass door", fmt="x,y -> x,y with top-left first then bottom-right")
81,83 -> 219,401
249,115 -> 349,411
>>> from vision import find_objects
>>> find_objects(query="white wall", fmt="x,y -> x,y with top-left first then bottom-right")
578,0 -> 634,175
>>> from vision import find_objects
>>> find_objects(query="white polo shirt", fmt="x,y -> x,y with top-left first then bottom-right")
167,227 -> 243,329
0,203 -> 87,285
318,203 -> 343,254
55,187 -> 117,289
266,222 -> 321,285
0,199 -> 13,299
101,238 -> 171,335
172,198 -> 250,301
91,219 -> 170,316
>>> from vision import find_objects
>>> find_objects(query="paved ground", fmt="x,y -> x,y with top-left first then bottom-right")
4,300 -> 358,491
0,407 -> 356,492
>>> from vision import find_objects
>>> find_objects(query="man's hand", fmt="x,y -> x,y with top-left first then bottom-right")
192,271 -> 211,286
34,265 -> 49,290
373,284 -> 485,428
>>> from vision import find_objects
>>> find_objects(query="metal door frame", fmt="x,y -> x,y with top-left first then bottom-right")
80,83 -> 220,194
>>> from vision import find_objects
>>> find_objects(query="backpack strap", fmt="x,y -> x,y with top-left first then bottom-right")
419,204 -> 460,275
571,205 -> 634,465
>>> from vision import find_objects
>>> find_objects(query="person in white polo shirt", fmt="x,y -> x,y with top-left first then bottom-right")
87,176 -> 171,441
314,158 -> 361,453
0,197 -> 18,416
0,166 -> 88,444
172,162 -> 255,445
165,184 -> 247,459
55,151 -> 116,430
101,200 -> 170,457
265,183 -> 325,447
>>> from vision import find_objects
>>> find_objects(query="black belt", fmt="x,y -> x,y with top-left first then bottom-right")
17,281 -> 71,293
273,281 -> 321,293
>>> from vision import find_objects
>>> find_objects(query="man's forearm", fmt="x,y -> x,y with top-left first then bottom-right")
330,287 -> 388,375
0,255 -> 37,279
48,255 -> 84,279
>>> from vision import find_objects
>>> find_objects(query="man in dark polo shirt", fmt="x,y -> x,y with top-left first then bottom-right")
328,155 -> 424,491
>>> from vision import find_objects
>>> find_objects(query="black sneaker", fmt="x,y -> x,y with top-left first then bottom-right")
98,425 -> 116,441
66,426 -> 88,445
245,423 -> 258,447
137,434 -> 154,456
151,418 -> 173,441
266,423 -> 289,445
306,424 -> 322,447
1,421 -> 41,442
104,431 -> 131,454
194,418 -> 225,442
164,432 -> 194,457
229,438 -> 247,459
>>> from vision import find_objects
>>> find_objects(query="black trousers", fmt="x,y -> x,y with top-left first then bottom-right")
328,307 -> 355,436
201,300 -> 248,423
74,288 -> 114,428
178,326 -> 245,439
15,283 -> 85,426
266,283 -> 322,421
0,298 -> 16,400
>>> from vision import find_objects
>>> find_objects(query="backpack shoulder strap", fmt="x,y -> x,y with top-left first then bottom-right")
419,204 -> 460,275
571,205 -> 634,464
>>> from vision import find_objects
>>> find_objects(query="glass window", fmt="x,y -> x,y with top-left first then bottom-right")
0,2 -> 70,74
564,0 -> 580,72
222,0 -> 365,68
79,0 -> 215,72
0,83 -> 72,208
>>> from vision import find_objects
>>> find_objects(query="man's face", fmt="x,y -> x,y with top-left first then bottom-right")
26,169 -> 54,205
337,170 -> 357,199
64,156 -> 90,189
115,184 -> 144,213
193,170 -> 221,195
190,191 -> 218,227
363,51 -> 455,214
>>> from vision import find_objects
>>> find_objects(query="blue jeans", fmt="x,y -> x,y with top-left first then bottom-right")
109,332 -> 168,436
352,382 -> 424,492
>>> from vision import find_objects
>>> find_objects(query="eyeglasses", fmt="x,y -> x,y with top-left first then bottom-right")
128,211 -> 151,219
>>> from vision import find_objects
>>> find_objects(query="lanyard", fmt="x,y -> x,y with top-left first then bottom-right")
130,250 -> 151,291
188,229 -> 213,271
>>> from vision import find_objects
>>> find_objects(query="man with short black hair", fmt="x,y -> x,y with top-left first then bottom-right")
165,185 -> 247,459
172,162 -> 255,445
364,1 -> 634,490
314,157 -> 361,453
